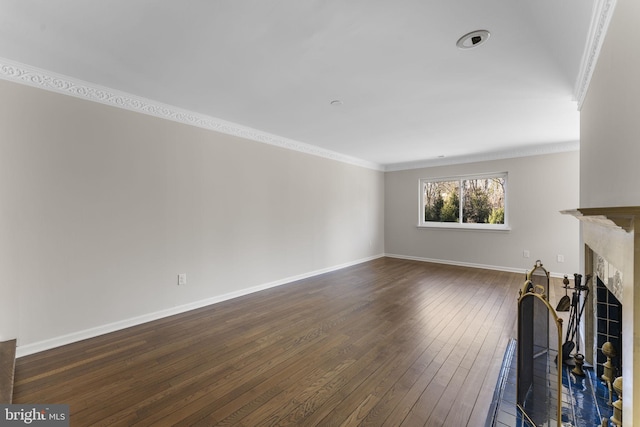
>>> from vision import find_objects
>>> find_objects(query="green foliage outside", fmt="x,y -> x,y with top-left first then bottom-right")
489,207 -> 505,224
439,191 -> 459,222
423,177 -> 504,225
424,194 -> 444,221
423,181 -> 459,223
463,188 -> 491,223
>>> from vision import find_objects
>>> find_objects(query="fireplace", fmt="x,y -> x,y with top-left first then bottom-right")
562,207 -> 640,425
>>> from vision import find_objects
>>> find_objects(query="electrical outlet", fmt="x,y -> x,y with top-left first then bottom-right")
557,254 -> 565,263
523,250 -> 530,258
178,273 -> 187,286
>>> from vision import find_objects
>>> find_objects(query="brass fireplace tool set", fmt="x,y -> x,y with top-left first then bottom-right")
556,274 -> 623,426
557,273 -> 591,376
518,262 -> 623,425
601,342 -> 623,426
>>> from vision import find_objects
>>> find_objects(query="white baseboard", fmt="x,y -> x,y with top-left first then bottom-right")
16,254 -> 384,358
384,253 -> 567,278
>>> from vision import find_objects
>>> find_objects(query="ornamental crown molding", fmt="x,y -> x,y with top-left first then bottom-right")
574,0 -> 617,110
0,58 -> 383,171
384,140 -> 579,172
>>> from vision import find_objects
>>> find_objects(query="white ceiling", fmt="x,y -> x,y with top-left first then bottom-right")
0,0 -> 596,169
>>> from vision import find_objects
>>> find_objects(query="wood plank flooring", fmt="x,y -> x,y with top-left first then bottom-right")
0,339 -> 17,403
13,258 -> 527,426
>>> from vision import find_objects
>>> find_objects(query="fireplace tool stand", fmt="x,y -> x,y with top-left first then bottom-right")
561,273 -> 592,374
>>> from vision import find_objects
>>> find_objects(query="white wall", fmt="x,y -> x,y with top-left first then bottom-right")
579,0 -> 640,422
580,0 -> 640,207
0,79 -> 385,351
385,151 -> 580,276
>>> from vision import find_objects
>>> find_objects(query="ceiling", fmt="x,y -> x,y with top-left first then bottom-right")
0,0 -> 596,170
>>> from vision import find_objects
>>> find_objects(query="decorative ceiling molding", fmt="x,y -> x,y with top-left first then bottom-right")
384,140 -> 580,172
574,0 -> 617,110
0,57 -> 583,173
0,58 -> 383,171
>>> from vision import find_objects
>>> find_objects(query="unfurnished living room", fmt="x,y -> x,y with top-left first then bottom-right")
0,1 -> 638,426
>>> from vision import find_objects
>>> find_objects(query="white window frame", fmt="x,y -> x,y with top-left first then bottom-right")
418,172 -> 509,230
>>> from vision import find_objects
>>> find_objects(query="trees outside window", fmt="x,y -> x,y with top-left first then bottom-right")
420,173 -> 507,229
423,181 -> 459,222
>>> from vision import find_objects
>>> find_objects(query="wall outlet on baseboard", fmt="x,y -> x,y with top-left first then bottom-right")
523,250 -> 530,258
178,273 -> 187,286
557,255 -> 565,263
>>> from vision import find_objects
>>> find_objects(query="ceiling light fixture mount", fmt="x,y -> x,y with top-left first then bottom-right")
330,100 -> 343,106
456,30 -> 490,49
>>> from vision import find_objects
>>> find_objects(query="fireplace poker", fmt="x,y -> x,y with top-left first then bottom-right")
561,273 -> 592,364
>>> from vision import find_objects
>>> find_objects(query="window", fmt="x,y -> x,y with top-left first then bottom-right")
419,173 -> 508,229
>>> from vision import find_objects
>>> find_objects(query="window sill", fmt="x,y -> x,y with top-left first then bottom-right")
417,223 -> 511,232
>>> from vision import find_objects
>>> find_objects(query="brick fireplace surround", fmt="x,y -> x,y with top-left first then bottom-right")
562,207 -> 640,425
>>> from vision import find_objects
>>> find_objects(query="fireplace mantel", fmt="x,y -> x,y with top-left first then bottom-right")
562,206 -> 640,426
561,206 -> 640,232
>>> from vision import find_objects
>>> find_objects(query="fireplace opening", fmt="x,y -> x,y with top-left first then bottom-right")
595,275 -> 622,379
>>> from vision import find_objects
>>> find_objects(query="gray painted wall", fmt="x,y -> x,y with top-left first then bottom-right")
0,79 -> 385,349
384,152 -> 580,276
0,64 -> 585,353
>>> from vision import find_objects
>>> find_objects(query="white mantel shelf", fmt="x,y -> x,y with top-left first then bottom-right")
561,206 -> 640,232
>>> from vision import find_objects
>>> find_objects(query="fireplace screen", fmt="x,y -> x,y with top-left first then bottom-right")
517,284 -> 563,426
526,260 -> 550,296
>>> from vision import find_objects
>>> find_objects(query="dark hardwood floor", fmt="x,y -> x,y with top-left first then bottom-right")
0,339 -> 16,403
13,257 -> 527,426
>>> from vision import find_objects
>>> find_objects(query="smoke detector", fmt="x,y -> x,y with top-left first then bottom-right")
456,30 -> 490,49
